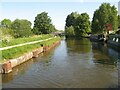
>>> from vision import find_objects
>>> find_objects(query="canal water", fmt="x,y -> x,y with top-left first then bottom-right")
2,38 -> 119,88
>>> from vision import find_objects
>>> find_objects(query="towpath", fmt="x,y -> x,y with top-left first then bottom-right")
0,37 -> 56,51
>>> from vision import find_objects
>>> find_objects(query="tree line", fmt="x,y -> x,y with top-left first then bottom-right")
0,12 -> 56,40
1,3 -> 120,40
65,3 -> 120,38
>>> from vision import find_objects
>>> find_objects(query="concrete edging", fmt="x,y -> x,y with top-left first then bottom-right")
0,40 -> 61,74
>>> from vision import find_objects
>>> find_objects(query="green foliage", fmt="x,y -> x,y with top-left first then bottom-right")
65,12 -> 79,29
65,12 -> 91,38
0,27 -> 14,41
0,19 -> 12,28
11,19 -> 33,38
33,12 -> 55,34
118,15 -> 120,28
91,3 -> 118,34
0,19 -> 14,42
75,13 -> 91,37
65,26 -> 75,38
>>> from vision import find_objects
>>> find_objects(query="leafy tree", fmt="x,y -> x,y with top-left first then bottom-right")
0,19 -> 12,28
118,15 -> 120,28
65,12 -> 79,29
75,13 -> 91,37
65,12 -> 91,38
91,10 -> 101,34
65,26 -> 75,38
0,27 -> 14,41
11,19 -> 32,38
33,12 -> 54,34
91,3 -> 118,34
110,6 -> 118,31
49,24 -> 56,33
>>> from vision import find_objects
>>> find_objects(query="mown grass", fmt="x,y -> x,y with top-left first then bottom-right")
1,34 -> 53,47
1,37 -> 60,63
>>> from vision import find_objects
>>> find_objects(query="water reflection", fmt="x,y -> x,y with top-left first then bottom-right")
66,38 -> 91,54
2,39 -> 118,88
2,58 -> 34,83
91,42 -> 119,66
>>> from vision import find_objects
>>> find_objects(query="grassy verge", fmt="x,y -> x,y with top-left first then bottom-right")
1,34 -> 53,47
1,37 -> 60,63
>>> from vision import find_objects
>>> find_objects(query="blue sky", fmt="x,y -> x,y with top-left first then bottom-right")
0,0 -> 119,30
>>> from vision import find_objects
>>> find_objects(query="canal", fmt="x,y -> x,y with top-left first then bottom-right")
2,38 -> 119,88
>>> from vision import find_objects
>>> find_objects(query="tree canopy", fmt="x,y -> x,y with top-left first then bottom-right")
33,12 -> 55,34
91,3 -> 118,34
65,12 -> 91,38
11,19 -> 32,38
1,19 -> 12,28
118,15 -> 120,28
65,26 -> 75,38
65,12 -> 79,29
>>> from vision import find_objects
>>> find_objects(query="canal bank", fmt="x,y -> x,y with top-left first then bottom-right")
0,38 -> 61,74
2,38 -> 119,88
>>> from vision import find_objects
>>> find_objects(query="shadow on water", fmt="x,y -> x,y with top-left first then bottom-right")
91,42 -> 119,66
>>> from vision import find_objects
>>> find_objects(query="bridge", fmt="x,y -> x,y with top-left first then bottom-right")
52,31 -> 65,36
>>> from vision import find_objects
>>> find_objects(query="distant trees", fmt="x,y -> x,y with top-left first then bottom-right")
91,3 -> 118,34
118,15 -> 120,28
0,19 -> 33,39
1,19 -> 12,28
0,12 -> 56,39
33,12 -> 56,34
0,19 -> 13,40
65,12 -> 91,38
1,3 -> 119,39
11,19 -> 32,38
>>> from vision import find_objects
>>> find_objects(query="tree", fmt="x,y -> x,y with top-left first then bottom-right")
0,27 -> 14,41
91,10 -> 101,34
118,15 -> 120,28
33,12 -> 54,34
65,12 -> 91,38
65,12 -> 79,29
65,26 -> 75,38
49,24 -> 56,33
0,19 -> 12,28
11,19 -> 32,38
75,13 -> 91,36
91,3 -> 118,34
0,19 -> 14,40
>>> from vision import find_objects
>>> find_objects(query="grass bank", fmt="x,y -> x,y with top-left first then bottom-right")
1,36 -> 60,63
1,34 -> 53,48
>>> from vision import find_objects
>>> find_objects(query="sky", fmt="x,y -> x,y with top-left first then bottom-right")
0,0 -> 119,30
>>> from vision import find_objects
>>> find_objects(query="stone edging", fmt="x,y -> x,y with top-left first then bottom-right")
0,40 -> 61,74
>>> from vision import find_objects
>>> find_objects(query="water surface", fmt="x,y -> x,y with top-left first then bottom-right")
2,38 -> 119,88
